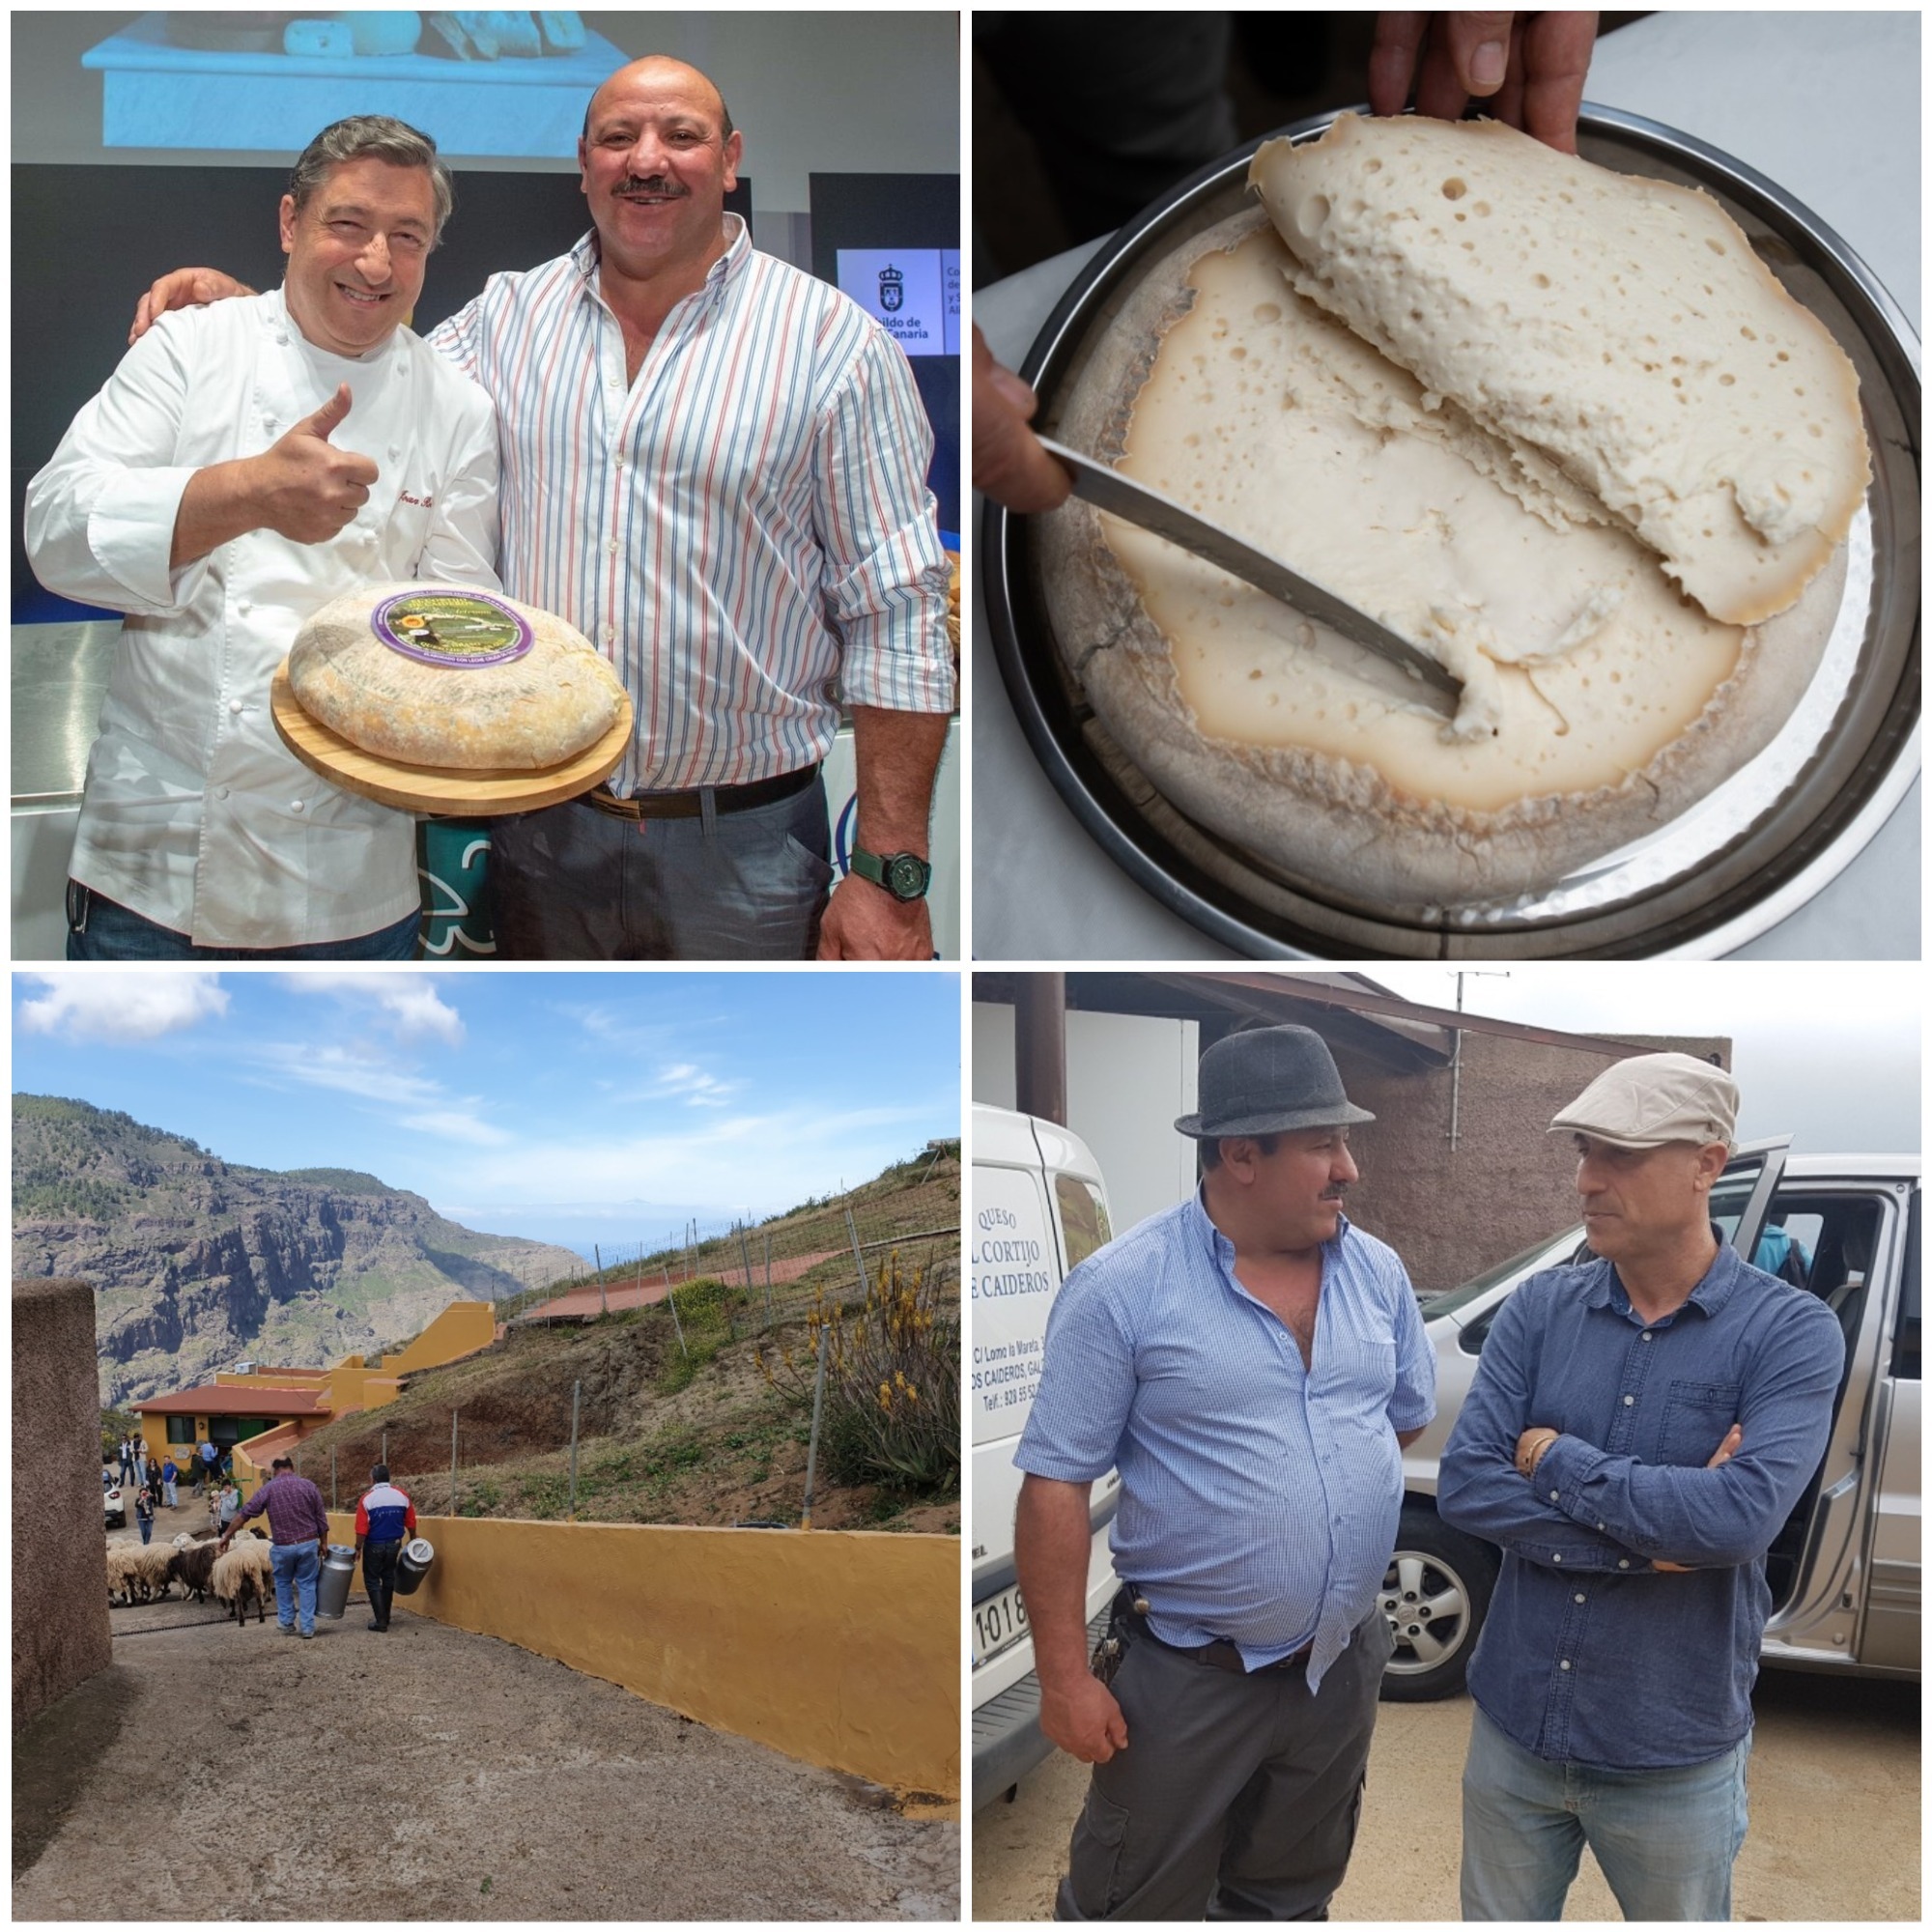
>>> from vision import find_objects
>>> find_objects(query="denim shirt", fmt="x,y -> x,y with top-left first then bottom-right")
1017,1193 -> 1435,1690
1438,1243 -> 1844,1769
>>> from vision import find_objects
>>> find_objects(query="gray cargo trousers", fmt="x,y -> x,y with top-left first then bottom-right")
1057,1608 -> 1393,1920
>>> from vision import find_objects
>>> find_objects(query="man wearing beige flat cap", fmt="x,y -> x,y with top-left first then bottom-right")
1437,1052 -> 1845,1922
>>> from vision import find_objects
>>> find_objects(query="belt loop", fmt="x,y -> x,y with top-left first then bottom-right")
698,785 -> 718,838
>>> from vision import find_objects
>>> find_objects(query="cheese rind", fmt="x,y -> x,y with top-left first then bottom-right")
1248,114 -> 1869,625
288,582 -> 626,771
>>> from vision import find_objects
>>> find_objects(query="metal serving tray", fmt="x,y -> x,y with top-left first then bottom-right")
983,105 -> 1920,958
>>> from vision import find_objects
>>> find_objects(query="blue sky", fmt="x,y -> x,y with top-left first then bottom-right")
13,969 -> 962,1260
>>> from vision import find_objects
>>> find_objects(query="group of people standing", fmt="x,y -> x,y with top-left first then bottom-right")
110,1433 -> 242,1544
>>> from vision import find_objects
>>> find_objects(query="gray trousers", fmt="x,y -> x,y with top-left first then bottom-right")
488,775 -> 833,960
1058,1611 -> 1392,1921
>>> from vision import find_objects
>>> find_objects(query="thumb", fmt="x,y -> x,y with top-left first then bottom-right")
304,382 -> 354,440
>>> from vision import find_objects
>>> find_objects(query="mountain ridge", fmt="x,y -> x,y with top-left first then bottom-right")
12,1094 -> 581,1404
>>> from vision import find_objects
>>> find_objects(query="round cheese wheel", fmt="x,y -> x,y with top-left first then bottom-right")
288,583 -> 627,772
1036,204 -> 1845,910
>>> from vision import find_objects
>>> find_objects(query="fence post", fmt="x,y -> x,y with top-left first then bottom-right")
763,1233 -> 775,1326
737,1220 -> 757,1310
845,1207 -> 870,1299
666,1274 -> 689,1360
568,1379 -> 582,1518
594,1244 -> 607,1317
450,1409 -> 459,1517
801,1325 -> 830,1531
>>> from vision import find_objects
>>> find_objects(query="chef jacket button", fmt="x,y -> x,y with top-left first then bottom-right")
229,699 -> 243,715
291,799 -> 305,813
236,601 -> 251,617
215,786 -> 230,801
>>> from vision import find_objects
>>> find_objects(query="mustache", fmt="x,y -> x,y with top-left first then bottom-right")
615,175 -> 690,198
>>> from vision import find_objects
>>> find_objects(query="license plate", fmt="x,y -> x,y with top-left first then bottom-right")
972,1582 -> 1029,1666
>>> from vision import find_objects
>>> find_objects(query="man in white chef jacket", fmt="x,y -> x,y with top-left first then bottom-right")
25,116 -> 498,958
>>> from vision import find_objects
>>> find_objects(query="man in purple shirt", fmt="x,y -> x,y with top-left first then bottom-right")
219,1455 -> 333,1638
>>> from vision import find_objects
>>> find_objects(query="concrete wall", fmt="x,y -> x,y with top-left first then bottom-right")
379,1300 -> 497,1374
321,1511 -> 959,1800
14,1280 -> 113,1729
1334,1033 -> 1729,1293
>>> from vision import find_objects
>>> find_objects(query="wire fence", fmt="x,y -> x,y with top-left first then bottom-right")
275,1147 -> 961,1525
490,1146 -> 960,1353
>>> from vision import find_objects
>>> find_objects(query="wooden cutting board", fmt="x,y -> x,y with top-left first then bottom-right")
270,662 -> 634,814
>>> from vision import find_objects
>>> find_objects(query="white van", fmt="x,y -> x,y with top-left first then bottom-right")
971,1103 -> 1122,1811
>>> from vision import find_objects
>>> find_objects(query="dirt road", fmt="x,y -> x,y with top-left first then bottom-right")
972,1670 -> 1918,1921
24,1559 -> 955,1920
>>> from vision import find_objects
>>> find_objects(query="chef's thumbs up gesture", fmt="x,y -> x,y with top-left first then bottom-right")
248,383 -> 380,543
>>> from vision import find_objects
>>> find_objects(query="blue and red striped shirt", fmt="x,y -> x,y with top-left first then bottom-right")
429,216 -> 954,794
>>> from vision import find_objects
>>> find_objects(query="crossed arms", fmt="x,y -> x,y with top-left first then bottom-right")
1437,1280 -> 1845,1573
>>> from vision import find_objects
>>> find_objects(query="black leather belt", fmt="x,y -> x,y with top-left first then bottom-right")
583,763 -> 819,821
1119,1596 -> 1313,1675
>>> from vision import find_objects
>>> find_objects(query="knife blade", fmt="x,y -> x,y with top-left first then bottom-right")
1038,436 -> 1463,717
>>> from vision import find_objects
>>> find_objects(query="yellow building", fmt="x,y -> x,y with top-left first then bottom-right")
129,1301 -> 501,1490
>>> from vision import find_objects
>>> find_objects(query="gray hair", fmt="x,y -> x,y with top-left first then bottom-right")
288,116 -> 454,242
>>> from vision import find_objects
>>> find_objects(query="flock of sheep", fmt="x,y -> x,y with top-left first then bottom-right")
104,1526 -> 275,1626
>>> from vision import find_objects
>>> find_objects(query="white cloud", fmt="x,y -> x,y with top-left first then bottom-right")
278,972 -> 465,1045
16,973 -> 228,1041
245,1043 -> 447,1108
398,1109 -> 516,1148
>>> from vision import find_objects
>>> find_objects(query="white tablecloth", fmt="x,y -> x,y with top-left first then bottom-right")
970,10 -> 1919,960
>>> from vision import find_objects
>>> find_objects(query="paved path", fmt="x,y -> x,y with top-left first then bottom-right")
20,1596 -> 956,1919
524,1250 -> 844,1321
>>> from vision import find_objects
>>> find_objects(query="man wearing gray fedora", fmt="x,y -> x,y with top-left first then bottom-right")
1015,1023 -> 1435,1919
1437,1053 -> 1844,1921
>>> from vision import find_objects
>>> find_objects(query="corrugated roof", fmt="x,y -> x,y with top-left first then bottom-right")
132,1384 -> 326,1418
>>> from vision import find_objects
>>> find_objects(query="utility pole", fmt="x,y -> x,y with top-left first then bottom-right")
1448,971 -> 1510,1153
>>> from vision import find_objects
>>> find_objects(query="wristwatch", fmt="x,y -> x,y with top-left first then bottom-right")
849,846 -> 932,902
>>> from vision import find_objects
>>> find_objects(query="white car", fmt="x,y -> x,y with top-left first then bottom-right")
970,1104 -> 1122,1811
1383,1138 -> 1920,1698
102,1477 -> 125,1528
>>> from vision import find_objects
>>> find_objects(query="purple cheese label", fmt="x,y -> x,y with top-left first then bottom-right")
372,590 -> 532,668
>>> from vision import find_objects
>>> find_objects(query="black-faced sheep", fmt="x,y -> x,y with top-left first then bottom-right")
168,1539 -> 222,1604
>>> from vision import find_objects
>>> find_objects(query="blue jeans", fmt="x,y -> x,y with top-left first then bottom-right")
67,883 -> 420,960
270,1539 -> 322,1635
1462,1706 -> 1750,1921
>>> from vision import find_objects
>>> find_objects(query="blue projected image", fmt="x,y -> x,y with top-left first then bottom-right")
83,11 -> 626,157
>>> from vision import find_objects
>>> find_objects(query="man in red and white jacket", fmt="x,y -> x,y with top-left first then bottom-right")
354,1463 -> 417,1633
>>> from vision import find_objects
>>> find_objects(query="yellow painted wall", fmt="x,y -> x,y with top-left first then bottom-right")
321,1511 -> 959,1800
379,1300 -> 497,1374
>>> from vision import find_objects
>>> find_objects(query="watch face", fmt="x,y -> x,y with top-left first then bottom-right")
885,853 -> 931,900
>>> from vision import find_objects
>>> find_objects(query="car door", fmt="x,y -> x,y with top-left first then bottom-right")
1855,1183 -> 1920,1674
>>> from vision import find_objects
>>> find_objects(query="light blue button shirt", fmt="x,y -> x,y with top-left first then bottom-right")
1017,1192 -> 1435,1690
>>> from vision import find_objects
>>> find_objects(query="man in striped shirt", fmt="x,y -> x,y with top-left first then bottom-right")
1016,1025 -> 1435,1919
133,56 -> 954,960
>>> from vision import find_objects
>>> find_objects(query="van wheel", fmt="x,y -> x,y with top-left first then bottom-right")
1377,1505 -> 1497,1702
